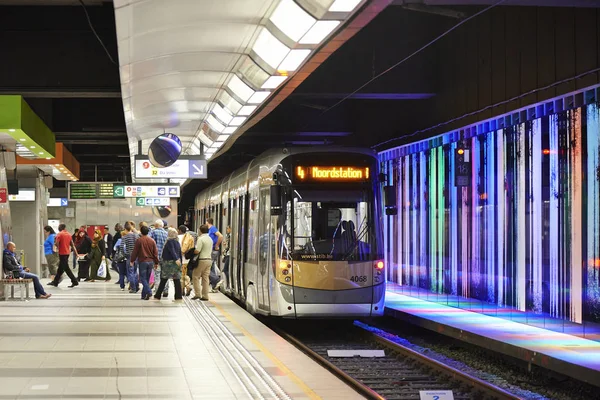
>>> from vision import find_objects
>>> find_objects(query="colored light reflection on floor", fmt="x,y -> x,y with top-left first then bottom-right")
385,291 -> 600,370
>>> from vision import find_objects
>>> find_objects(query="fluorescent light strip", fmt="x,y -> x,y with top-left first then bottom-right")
218,135 -> 230,141
329,0 -> 361,12
279,49 -> 311,71
300,20 -> 341,44
238,105 -> 257,116
212,104 -> 233,125
230,117 -> 247,127
270,0 -> 316,42
227,75 -> 254,102
218,91 -> 243,114
262,76 -> 288,89
223,126 -> 238,134
248,91 -> 270,104
252,28 -> 290,70
206,115 -> 225,133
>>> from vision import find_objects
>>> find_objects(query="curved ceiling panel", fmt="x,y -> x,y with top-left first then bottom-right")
115,0 -> 368,181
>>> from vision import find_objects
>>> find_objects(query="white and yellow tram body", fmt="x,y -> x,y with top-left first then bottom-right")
194,147 -> 385,318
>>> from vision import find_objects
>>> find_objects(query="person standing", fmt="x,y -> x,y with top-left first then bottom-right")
130,225 -> 159,300
121,222 -> 139,293
43,226 -> 58,280
154,228 -> 183,301
192,224 -> 213,301
103,226 -> 113,259
75,230 -> 92,281
71,228 -> 79,270
206,218 -> 223,291
222,226 -> 231,291
178,225 -> 194,296
89,229 -> 111,282
112,224 -> 123,259
113,232 -> 127,291
48,224 -> 79,288
149,219 -> 168,297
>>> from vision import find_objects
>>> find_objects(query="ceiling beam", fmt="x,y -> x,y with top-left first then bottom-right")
0,89 -> 121,98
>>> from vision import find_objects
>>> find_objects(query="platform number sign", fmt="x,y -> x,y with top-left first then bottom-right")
454,145 -> 470,187
419,391 -> 454,400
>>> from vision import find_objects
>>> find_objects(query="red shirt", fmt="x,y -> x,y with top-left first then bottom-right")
56,230 -> 73,255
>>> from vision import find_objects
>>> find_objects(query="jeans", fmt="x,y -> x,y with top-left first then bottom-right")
20,271 -> 46,298
138,262 -> 153,298
126,256 -> 138,291
117,262 -> 127,289
53,255 -> 78,286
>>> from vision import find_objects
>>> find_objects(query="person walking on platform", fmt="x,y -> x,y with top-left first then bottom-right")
103,227 -> 113,260
154,228 -> 183,301
121,222 -> 139,293
113,232 -> 128,291
149,219 -> 168,297
89,229 -> 111,282
192,224 -> 213,301
4,242 -> 51,299
48,224 -> 79,288
178,225 -> 194,297
130,225 -> 159,300
75,229 -> 92,281
71,228 -> 79,270
206,218 -> 224,292
43,226 -> 58,280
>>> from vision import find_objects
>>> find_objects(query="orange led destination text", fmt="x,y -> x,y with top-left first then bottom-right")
296,166 -> 370,181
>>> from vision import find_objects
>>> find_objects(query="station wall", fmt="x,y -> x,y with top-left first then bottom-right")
380,89 -> 600,326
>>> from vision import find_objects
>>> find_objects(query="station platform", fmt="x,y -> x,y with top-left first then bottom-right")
384,290 -> 600,387
0,283 -> 359,400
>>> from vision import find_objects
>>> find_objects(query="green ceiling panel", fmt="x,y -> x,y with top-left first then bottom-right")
0,95 -> 55,158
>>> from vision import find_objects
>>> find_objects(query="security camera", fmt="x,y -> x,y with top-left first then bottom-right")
282,148 -> 289,154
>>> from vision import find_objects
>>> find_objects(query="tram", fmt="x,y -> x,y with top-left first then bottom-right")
194,147 -> 386,318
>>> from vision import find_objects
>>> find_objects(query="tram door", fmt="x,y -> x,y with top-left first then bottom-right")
257,188 -> 270,310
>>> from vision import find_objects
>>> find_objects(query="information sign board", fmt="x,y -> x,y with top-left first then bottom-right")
419,391 -> 454,400
69,183 -> 97,199
69,183 -> 180,200
8,188 -> 35,201
47,198 -> 68,207
134,198 -> 170,207
134,155 -> 207,179
123,185 -> 179,198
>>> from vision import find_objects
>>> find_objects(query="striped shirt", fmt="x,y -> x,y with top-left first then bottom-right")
149,228 -> 167,259
121,232 -> 139,257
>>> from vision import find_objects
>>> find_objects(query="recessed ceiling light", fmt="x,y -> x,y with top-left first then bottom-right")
30,146 -> 35,149
19,138 -> 26,142
38,152 -> 43,155
8,129 -> 15,132
45,157 -> 51,160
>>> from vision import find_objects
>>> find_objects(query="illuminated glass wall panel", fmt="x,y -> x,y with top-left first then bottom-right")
381,97 -> 600,325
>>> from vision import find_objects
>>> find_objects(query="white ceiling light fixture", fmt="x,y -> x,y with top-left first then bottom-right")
300,20 -> 341,44
218,91 -> 243,115
270,0 -> 316,42
278,49 -> 311,71
252,28 -> 290,70
212,103 -> 234,125
261,76 -> 288,89
217,135 -> 230,141
223,126 -> 238,134
329,0 -> 362,12
230,117 -> 247,127
248,91 -> 271,104
206,115 -> 226,133
227,75 -> 255,103
238,105 -> 257,116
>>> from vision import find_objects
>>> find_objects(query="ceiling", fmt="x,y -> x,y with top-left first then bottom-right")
1,0 -> 600,220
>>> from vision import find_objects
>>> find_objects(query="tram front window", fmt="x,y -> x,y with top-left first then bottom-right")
279,189 -> 373,261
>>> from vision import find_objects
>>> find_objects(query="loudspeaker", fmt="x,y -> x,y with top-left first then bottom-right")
44,176 -> 53,189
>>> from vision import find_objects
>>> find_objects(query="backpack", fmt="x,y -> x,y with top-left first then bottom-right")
185,248 -> 199,270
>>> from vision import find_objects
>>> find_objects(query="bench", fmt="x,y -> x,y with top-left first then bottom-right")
0,279 -> 32,301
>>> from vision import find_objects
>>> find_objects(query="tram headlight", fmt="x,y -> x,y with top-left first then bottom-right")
282,269 -> 289,275
285,276 -> 291,282
374,260 -> 384,270
279,260 -> 291,269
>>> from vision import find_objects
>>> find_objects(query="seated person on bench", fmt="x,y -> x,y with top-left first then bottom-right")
3,242 -> 51,299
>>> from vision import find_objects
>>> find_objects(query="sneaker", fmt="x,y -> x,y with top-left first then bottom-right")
211,289 -> 218,293
214,280 -> 223,290
121,288 -> 125,291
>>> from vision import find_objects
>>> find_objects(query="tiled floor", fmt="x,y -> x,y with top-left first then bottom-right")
385,291 -> 600,387
0,280 -> 361,400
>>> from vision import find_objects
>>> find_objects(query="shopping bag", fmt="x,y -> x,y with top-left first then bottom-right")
97,260 -> 107,279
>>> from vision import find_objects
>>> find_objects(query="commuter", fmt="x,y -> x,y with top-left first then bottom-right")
43,226 -> 58,280
113,231 -> 127,291
192,224 -> 213,301
71,228 -> 79,270
178,225 -> 194,296
221,226 -> 231,291
121,222 -> 139,293
206,218 -> 223,291
48,224 -> 79,288
154,228 -> 183,301
89,229 -> 111,282
103,226 -> 113,259
3,242 -> 51,299
112,224 -> 123,258
149,219 -> 168,297
75,230 -> 92,281
130,225 -> 159,300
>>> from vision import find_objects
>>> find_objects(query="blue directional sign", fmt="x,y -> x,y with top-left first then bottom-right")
60,198 -> 68,206
157,187 -> 166,196
188,160 -> 207,179
134,155 -> 208,179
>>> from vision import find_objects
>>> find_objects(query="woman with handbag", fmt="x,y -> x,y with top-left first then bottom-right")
153,228 -> 183,301
75,230 -> 92,281
89,229 -> 111,282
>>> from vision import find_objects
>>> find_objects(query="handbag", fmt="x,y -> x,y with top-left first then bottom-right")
97,260 -> 107,278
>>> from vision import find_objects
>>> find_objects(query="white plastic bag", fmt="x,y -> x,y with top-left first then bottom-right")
97,260 -> 107,279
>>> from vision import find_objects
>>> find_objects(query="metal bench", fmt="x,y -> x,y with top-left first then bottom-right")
0,279 -> 32,301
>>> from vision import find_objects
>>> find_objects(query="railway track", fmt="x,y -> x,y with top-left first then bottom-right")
271,321 -> 520,400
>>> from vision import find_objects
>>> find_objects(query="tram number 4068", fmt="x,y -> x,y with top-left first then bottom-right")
350,275 -> 368,283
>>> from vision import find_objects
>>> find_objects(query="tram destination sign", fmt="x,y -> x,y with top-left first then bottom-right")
69,183 -> 180,200
134,155 -> 207,179
294,165 -> 371,183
